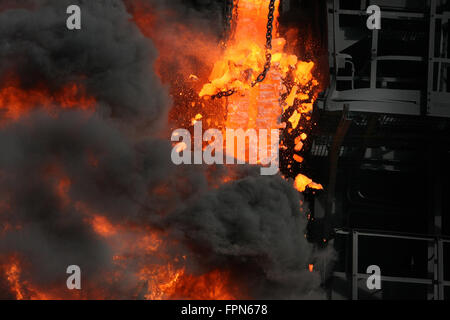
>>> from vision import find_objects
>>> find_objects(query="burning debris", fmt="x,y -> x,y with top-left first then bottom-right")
171,121 -> 280,176
197,0 -> 323,192
0,0 -> 331,300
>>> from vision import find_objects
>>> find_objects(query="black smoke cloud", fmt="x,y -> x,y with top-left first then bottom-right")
0,0 -> 168,131
0,0 -> 329,299
167,175 -> 324,299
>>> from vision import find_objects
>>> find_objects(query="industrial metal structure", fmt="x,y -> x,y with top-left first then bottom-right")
322,0 -> 450,117
308,0 -> 450,299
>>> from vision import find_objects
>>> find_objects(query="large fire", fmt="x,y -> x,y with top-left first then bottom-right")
0,82 -> 237,300
0,0 -> 322,300
199,0 -> 323,192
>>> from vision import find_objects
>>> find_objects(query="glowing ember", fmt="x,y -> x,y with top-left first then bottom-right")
90,215 -> 118,238
191,113 -> 203,125
294,174 -> 323,193
293,154 -> 304,163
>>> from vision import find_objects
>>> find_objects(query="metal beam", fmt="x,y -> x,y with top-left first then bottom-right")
325,106 -> 352,238
352,231 -> 359,300
334,272 -> 433,285
335,228 -> 448,242
370,29 -> 379,89
335,9 -> 426,19
427,0 -> 437,115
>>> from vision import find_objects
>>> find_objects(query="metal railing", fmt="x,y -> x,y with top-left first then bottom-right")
333,228 -> 449,300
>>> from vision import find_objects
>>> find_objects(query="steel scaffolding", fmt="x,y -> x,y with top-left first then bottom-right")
332,229 -> 449,300
322,0 -> 450,117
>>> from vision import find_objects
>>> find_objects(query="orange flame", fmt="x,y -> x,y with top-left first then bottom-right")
2,256 -> 53,300
0,77 -> 95,124
0,1 -> 325,300
200,0 -> 322,188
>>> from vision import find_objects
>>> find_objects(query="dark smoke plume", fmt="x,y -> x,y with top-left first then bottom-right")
166,174 -> 324,299
0,0 -> 331,299
0,0 -> 169,131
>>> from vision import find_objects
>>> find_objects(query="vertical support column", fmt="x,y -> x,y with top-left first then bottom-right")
333,0 -> 340,60
442,15 -> 449,92
433,145 -> 444,300
427,0 -> 437,114
437,16 -> 446,92
370,29 -> 379,89
427,143 -> 443,299
437,239 -> 445,300
325,106 -> 352,238
433,240 -> 439,299
352,231 -> 359,300
325,0 -> 340,110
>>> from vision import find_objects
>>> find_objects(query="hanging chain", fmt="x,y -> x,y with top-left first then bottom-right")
211,0 -> 275,100
251,0 -> 276,87
211,89 -> 235,100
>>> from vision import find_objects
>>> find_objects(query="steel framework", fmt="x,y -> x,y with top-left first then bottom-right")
322,0 -> 450,117
332,229 -> 449,300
